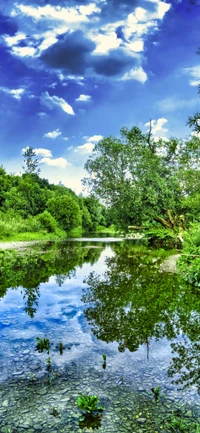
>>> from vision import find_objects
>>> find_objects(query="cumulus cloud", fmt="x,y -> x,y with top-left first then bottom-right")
182,65 -> 200,86
120,66 -> 147,83
63,137 -> 69,141
34,148 -> 52,157
0,86 -> 25,100
43,128 -> 62,139
75,143 -> 95,154
41,91 -> 75,115
144,118 -> 168,136
40,157 -> 70,168
76,94 -> 91,102
87,135 -> 104,142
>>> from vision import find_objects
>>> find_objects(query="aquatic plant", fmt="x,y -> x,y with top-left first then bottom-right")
56,341 -> 65,355
45,356 -> 59,385
151,386 -> 161,401
77,393 -> 104,415
27,372 -> 36,383
36,336 -> 50,353
102,354 -> 107,369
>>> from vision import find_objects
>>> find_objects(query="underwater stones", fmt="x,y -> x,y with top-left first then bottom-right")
137,417 -> 146,424
2,400 -> 9,407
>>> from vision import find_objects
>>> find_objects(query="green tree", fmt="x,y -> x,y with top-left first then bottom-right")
47,194 -> 81,232
22,146 -> 41,175
83,127 -> 200,233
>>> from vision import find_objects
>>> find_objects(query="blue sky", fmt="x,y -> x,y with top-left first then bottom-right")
0,0 -> 199,193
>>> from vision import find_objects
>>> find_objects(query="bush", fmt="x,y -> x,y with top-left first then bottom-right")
178,223 -> 200,287
47,195 -> 81,232
37,211 -> 57,233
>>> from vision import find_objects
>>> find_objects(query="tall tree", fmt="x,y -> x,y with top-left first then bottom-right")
22,147 -> 41,175
83,126 -> 200,232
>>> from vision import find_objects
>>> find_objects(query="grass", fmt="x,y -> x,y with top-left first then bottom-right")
0,230 -> 66,243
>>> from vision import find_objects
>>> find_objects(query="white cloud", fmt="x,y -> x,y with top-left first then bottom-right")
41,91 -> 75,115
92,31 -> 121,54
34,148 -> 52,157
13,3 -> 99,22
75,143 -> 95,154
63,137 -> 69,141
38,112 -> 48,118
40,157 -> 70,168
10,3 -> 100,56
3,32 -> 26,46
12,46 -> 37,57
43,128 -> 62,139
75,94 -> 91,102
0,86 -> 25,100
182,65 -> 200,86
144,118 -> 168,135
87,135 -> 104,142
120,67 -> 148,83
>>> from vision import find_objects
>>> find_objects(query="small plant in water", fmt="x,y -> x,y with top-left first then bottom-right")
27,372 -> 36,383
102,354 -> 107,369
36,337 -> 50,353
45,356 -> 59,385
151,386 -> 161,401
77,393 -> 104,417
56,341 -> 65,355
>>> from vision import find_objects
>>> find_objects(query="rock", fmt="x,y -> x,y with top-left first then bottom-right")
137,418 -> 146,424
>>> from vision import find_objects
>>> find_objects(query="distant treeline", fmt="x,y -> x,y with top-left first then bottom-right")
0,165 -> 112,240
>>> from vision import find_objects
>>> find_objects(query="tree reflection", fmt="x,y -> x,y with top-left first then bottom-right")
0,242 -> 103,317
82,244 -> 200,391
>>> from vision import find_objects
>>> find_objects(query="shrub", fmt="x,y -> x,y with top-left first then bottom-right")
178,223 -> 200,287
37,211 -> 57,233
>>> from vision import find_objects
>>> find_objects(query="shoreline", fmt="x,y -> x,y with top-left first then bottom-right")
0,240 -> 46,251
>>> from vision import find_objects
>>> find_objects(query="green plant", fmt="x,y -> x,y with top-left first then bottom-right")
77,394 -> 104,416
45,356 -> 59,386
36,337 -> 50,353
151,386 -> 161,401
56,341 -> 65,355
27,372 -> 36,383
102,354 -> 107,369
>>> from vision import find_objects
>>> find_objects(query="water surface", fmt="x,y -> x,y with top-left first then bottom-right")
0,240 -> 199,432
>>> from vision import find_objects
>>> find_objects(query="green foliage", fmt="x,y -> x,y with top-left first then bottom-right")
56,341 -> 65,355
151,387 -> 160,401
22,146 -> 41,175
36,337 -> 50,353
178,223 -> 200,286
77,394 -> 104,414
165,408 -> 200,433
47,195 -> 81,232
83,126 -> 200,231
37,211 -> 57,233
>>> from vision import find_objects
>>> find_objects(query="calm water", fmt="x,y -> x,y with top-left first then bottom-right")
0,239 -> 199,432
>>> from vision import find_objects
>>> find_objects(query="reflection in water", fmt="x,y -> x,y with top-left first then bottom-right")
82,243 -> 200,392
0,241 -> 103,317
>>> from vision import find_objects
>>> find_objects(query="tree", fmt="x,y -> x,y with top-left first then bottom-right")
83,126 -> 197,232
47,194 -> 81,232
22,146 -> 41,175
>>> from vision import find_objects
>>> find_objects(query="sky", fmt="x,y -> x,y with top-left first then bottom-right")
0,0 -> 199,193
